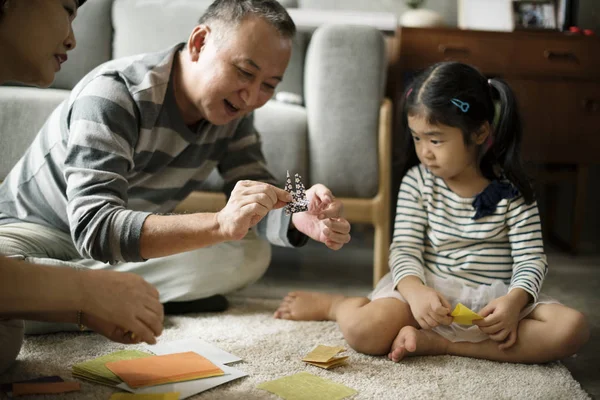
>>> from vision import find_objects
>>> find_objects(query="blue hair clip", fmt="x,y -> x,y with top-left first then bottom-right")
451,98 -> 470,113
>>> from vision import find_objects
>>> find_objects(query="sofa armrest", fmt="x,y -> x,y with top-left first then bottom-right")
304,24 -> 386,198
0,87 -> 70,179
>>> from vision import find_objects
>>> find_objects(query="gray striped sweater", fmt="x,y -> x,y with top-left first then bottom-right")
0,44 -> 297,264
391,164 -> 548,302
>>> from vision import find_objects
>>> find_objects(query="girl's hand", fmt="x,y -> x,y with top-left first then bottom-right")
473,294 -> 523,350
404,285 -> 453,330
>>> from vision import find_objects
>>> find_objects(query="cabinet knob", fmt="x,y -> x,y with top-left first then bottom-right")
438,44 -> 470,56
582,98 -> 599,113
543,50 -> 579,64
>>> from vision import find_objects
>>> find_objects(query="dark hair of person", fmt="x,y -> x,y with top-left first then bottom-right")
199,0 -> 296,39
400,61 -> 534,203
0,0 -> 86,20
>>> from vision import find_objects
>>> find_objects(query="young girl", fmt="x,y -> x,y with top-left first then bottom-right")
274,62 -> 589,364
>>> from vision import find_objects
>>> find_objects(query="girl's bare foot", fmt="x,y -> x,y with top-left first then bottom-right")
387,326 -> 449,362
274,291 -> 345,321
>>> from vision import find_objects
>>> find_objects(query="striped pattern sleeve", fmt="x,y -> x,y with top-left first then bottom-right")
64,75 -> 151,263
219,113 -> 298,248
390,166 -> 427,288
506,196 -> 548,302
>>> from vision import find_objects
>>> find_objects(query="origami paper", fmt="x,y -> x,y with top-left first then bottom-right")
284,170 -> 309,216
105,351 -> 224,389
72,350 -> 153,386
302,345 -> 346,363
12,381 -> 80,396
117,364 -> 246,400
302,345 -> 349,369
451,303 -> 483,325
257,372 -> 357,400
1,376 -> 63,393
148,338 -> 242,365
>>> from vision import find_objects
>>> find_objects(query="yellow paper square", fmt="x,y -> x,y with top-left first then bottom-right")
451,303 -> 483,325
109,393 -> 180,400
257,372 -> 357,400
302,345 -> 346,363
304,356 -> 349,370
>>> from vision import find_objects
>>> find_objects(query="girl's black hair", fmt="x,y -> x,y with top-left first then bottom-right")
400,61 -> 534,203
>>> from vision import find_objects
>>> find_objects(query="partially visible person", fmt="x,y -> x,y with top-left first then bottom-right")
0,0 -> 350,334
275,62 -> 589,364
0,0 -> 164,375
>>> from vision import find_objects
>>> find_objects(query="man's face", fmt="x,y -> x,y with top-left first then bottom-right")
0,0 -> 78,87
188,16 -> 292,125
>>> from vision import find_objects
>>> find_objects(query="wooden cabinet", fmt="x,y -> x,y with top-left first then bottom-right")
390,27 -> 600,252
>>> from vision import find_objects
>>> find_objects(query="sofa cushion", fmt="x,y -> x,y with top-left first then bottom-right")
198,100 -> 308,192
0,88 -> 70,179
52,0 -> 114,90
112,0 -> 305,97
304,25 -> 385,198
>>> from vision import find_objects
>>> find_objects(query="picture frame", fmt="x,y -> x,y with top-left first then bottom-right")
512,0 -> 558,30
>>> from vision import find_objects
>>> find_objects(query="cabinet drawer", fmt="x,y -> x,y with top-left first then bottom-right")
398,29 -> 513,75
510,36 -> 600,80
508,79 -> 600,163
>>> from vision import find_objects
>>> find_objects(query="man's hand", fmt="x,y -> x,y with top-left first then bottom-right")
291,184 -> 351,250
473,291 -> 528,350
79,269 -> 164,345
82,313 -> 140,345
216,180 -> 292,241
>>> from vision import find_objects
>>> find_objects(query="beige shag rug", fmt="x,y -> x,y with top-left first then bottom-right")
2,297 -> 590,400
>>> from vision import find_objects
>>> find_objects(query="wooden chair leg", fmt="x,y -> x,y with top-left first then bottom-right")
372,207 -> 391,287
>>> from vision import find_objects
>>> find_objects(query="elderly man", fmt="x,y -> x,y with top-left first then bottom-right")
0,0 -> 351,328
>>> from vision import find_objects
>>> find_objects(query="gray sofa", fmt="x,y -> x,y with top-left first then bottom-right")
0,0 -> 391,285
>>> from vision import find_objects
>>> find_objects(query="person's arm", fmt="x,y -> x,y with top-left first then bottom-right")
506,196 -> 547,303
139,180 -> 291,259
0,256 -> 163,344
217,114 -> 305,247
391,166 -> 429,298
0,256 -> 83,314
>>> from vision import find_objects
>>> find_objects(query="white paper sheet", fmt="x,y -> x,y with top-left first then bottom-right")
116,364 -> 247,400
147,338 -> 242,365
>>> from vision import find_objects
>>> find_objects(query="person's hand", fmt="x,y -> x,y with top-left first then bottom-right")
291,184 -> 351,250
473,294 -> 522,350
216,180 -> 292,240
403,285 -> 452,330
79,269 -> 164,345
81,313 -> 141,345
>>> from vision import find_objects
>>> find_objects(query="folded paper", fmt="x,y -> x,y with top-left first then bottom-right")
451,303 -> 483,325
105,351 -> 224,389
284,171 -> 309,215
72,350 -> 153,386
12,381 -> 80,396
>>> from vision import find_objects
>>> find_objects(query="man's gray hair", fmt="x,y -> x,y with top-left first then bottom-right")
199,0 -> 296,39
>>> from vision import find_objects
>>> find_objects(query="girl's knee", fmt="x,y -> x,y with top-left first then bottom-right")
560,310 -> 589,356
342,316 -> 397,356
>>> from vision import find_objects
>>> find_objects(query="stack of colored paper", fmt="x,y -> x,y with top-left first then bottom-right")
302,345 -> 348,369
105,352 -> 224,388
72,350 -> 154,386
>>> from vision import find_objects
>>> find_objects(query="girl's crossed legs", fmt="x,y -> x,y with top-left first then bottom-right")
274,292 -> 589,364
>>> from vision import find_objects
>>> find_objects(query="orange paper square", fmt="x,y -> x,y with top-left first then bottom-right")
12,381 -> 81,396
105,351 -> 224,388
